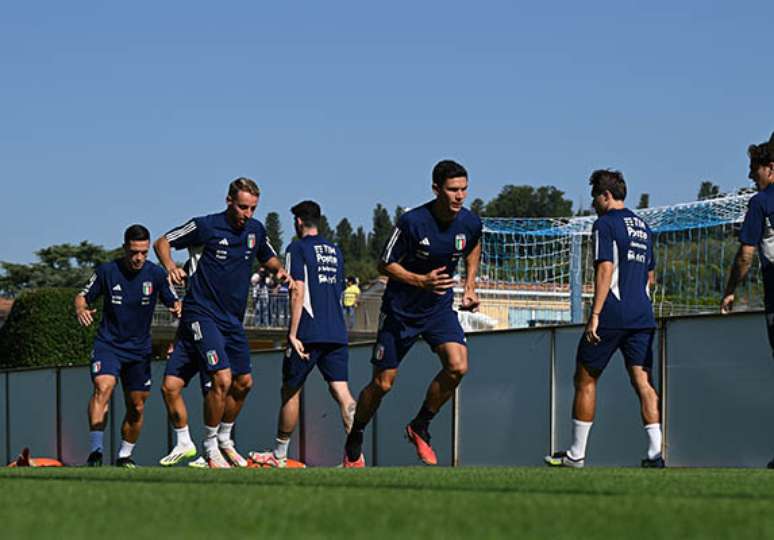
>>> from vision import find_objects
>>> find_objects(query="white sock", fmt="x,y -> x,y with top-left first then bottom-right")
217,422 -> 234,446
274,437 -> 290,459
174,426 -> 193,448
645,423 -> 662,459
568,419 -> 593,460
118,440 -> 135,459
203,425 -> 219,453
89,431 -> 104,453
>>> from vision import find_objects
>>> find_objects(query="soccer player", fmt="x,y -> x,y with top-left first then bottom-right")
75,224 -> 181,467
343,160 -> 482,467
249,201 -> 356,467
721,132 -> 774,467
155,177 -> 291,468
545,169 -> 663,469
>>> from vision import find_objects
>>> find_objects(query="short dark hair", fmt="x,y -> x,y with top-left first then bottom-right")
291,200 -> 321,228
748,132 -> 774,168
124,224 -> 150,244
589,169 -> 627,201
432,160 -> 468,187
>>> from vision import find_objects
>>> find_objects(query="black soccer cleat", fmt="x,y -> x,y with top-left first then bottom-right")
86,450 -> 103,467
116,457 -> 137,469
641,456 -> 666,468
766,457 -> 774,469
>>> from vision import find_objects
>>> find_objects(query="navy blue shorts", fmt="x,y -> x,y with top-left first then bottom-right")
371,309 -> 466,370
90,342 -> 152,392
283,343 -> 348,390
576,328 -> 655,373
165,317 -> 252,394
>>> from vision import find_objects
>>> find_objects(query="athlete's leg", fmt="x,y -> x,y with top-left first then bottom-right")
327,381 -> 356,433
573,362 -> 599,422
223,373 -> 253,424
344,367 -> 398,462
627,365 -> 659,425
88,375 -> 117,431
203,368 -> 232,426
419,342 -> 468,415
161,375 -> 189,428
121,389 -> 149,444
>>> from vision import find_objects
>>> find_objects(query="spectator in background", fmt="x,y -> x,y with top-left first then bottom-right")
342,276 -> 361,330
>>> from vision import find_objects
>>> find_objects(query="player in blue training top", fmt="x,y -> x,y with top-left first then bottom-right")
249,200 -> 357,467
721,132 -> 774,468
154,177 -> 291,468
545,169 -> 664,469
343,160 -> 482,467
75,224 -> 181,468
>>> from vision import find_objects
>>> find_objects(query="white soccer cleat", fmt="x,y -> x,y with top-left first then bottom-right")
219,441 -> 249,468
544,451 -> 585,468
248,450 -> 287,468
159,444 -> 197,467
205,447 -> 232,469
187,456 -> 208,469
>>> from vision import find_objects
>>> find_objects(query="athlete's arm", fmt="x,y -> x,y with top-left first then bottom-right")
378,260 -> 456,295
287,279 -> 309,361
262,256 -> 294,289
460,241 -> 482,311
74,294 -> 97,327
586,261 -> 614,344
721,244 -> 756,314
154,236 -> 187,286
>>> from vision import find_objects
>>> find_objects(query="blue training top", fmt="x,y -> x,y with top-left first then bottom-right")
81,259 -> 178,359
164,211 -> 276,329
593,208 -> 656,329
285,235 -> 347,344
380,201 -> 482,320
739,184 -> 774,308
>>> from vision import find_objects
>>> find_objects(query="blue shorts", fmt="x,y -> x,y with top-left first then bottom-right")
371,309 -> 466,370
283,343 -> 348,390
164,317 -> 252,394
90,342 -> 152,392
576,328 -> 655,373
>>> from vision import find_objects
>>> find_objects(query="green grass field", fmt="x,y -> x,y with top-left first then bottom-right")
1,466 -> 772,539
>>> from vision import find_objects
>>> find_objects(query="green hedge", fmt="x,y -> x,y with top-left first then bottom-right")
0,288 -> 99,368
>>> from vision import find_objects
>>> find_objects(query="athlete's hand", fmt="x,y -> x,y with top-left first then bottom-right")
275,268 -> 294,290
459,287 -> 480,312
422,267 -> 456,295
76,307 -> 97,327
167,266 -> 187,286
585,314 -> 601,345
288,334 -> 310,361
720,294 -> 735,314
169,301 -> 182,319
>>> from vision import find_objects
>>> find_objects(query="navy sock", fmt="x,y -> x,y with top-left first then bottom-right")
411,405 -> 436,433
345,429 -> 364,461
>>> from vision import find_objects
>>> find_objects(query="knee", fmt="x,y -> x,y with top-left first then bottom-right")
212,371 -> 232,393
372,376 -> 394,395
162,380 -> 181,399
93,381 -> 115,402
446,358 -> 468,379
233,375 -> 253,396
127,400 -> 145,419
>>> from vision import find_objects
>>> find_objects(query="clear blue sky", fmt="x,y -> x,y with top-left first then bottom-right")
1,1 -> 771,263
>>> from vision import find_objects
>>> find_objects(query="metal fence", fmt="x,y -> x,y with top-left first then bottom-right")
5,310 -> 773,467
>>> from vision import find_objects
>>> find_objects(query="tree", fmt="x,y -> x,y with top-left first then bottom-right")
335,218 -> 354,262
0,241 -> 121,296
637,193 -> 650,209
698,181 -> 721,201
368,204 -> 393,260
470,198 -> 485,216
483,185 -> 573,218
352,226 -> 368,261
393,206 -> 406,224
318,215 -> 334,241
264,212 -> 284,254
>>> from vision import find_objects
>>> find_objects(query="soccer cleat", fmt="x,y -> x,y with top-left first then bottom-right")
187,456 -> 208,469
768,458 -> 774,469
249,451 -> 288,468
342,453 -> 365,468
406,424 -> 438,465
116,457 -> 137,469
159,444 -> 197,467
219,442 -> 249,468
86,450 -> 103,467
544,451 -> 585,468
205,447 -> 232,469
641,456 -> 666,468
